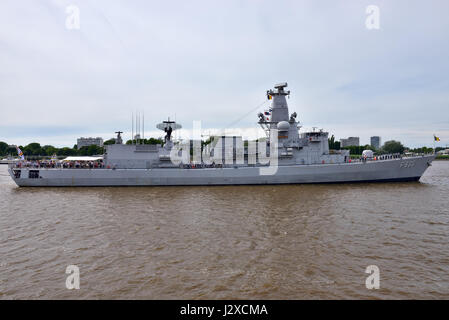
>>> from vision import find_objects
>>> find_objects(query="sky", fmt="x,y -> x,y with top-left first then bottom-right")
0,0 -> 448,148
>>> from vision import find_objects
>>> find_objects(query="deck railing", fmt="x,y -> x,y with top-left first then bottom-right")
9,162 -> 105,169
7,153 -> 434,169
350,153 -> 432,163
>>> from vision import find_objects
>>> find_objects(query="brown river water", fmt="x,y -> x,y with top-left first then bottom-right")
0,162 -> 448,299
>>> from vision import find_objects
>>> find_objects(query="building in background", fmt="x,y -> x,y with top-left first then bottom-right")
370,136 -> 381,149
77,137 -> 104,149
340,137 -> 360,147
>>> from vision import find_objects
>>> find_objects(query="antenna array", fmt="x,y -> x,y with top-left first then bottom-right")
131,110 -> 145,144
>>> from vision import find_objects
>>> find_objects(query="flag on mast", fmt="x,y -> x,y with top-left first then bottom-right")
263,109 -> 271,121
434,134 -> 440,142
16,146 -> 24,160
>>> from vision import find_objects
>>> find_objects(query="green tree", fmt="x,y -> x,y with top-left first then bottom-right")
328,135 -> 335,149
87,145 -> 103,155
0,141 -> 8,156
328,135 -> 341,150
57,147 -> 77,156
77,146 -> 88,156
23,142 -> 42,156
381,140 -> 405,154
77,145 -> 103,156
6,146 -> 18,156
126,138 -> 163,145
104,138 -> 116,145
409,146 -> 434,154
342,145 -> 374,155
145,138 -> 163,145
42,145 -> 58,156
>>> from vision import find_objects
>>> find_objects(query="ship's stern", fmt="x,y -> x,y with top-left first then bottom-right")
8,165 -> 23,186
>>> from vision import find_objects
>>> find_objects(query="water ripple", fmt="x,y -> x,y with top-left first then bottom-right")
0,162 -> 448,299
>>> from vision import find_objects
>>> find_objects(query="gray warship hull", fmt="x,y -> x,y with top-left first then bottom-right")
8,155 -> 434,187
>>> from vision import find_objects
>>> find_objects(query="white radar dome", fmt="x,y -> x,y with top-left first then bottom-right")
277,121 -> 290,131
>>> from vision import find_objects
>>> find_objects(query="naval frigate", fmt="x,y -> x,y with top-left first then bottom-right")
8,83 -> 435,187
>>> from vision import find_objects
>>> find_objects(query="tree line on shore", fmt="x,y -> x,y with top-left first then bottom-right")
0,138 -> 164,158
328,135 -> 442,155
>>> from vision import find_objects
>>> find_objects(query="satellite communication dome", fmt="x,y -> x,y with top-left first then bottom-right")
277,121 -> 290,131
362,150 -> 374,158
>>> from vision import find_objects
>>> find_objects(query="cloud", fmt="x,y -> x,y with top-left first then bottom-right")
0,0 -> 448,148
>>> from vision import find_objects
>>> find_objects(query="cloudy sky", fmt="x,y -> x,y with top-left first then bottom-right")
0,0 -> 448,148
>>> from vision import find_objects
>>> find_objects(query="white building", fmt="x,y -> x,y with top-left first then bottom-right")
340,137 -> 360,147
77,137 -> 104,149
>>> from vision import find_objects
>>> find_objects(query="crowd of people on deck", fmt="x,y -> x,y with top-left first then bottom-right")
375,153 -> 403,160
11,152 -> 421,169
181,162 -> 223,169
357,153 -> 403,163
14,160 -> 104,169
